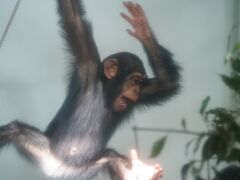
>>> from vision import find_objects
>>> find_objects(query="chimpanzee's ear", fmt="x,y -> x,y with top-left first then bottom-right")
103,58 -> 119,79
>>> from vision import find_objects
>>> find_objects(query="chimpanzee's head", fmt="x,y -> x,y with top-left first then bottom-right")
102,52 -> 147,112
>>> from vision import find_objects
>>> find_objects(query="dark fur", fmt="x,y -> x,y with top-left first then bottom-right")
0,0 -> 181,179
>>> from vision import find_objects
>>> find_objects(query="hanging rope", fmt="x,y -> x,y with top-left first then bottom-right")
0,0 -> 22,49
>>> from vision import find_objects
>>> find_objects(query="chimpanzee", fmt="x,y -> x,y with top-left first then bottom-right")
0,0 -> 181,179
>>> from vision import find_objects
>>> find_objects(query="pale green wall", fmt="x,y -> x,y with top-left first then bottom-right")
0,0 -> 238,179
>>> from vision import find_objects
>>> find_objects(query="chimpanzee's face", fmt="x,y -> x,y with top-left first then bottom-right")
103,58 -> 144,111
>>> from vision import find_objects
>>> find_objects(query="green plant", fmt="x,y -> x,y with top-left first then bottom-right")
149,43 -> 240,180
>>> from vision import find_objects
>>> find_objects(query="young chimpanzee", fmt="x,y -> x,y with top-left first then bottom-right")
0,0 -> 181,179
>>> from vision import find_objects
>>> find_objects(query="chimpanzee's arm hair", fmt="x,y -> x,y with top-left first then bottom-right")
121,2 -> 181,105
139,34 -> 181,105
57,0 -> 101,82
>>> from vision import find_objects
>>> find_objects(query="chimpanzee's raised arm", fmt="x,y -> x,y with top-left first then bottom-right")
121,1 -> 181,105
57,0 -> 101,80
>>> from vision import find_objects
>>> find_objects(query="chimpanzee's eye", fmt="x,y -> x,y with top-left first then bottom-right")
132,76 -> 143,85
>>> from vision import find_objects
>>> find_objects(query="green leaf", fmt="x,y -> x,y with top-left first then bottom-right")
233,42 -> 240,53
193,133 -> 206,154
231,59 -> 240,72
202,134 -> 218,160
208,108 -> 235,124
200,96 -> 210,115
181,161 -> 195,180
226,149 -> 240,162
150,136 -> 167,158
220,74 -> 240,93
185,138 -> 196,156
225,132 -> 235,157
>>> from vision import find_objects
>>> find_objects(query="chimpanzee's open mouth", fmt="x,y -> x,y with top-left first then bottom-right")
119,96 -> 131,110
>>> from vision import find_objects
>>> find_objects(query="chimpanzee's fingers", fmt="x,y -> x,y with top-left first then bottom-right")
123,1 -> 138,17
130,149 -> 138,161
154,164 -> 164,178
126,29 -> 140,41
135,3 -> 145,17
121,13 -> 135,27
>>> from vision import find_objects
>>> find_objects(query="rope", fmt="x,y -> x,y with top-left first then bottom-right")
0,0 -> 22,48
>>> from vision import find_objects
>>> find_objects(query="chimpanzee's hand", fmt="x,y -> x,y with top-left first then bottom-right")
121,1 -> 152,44
124,149 -> 163,180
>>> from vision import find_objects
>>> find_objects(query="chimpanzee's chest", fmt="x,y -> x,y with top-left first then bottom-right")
61,84 -> 109,159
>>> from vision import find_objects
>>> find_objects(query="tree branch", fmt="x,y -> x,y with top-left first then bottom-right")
133,126 -> 207,136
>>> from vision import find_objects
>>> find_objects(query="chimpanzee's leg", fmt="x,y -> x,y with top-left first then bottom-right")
0,120 -> 66,177
0,121 -> 130,179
